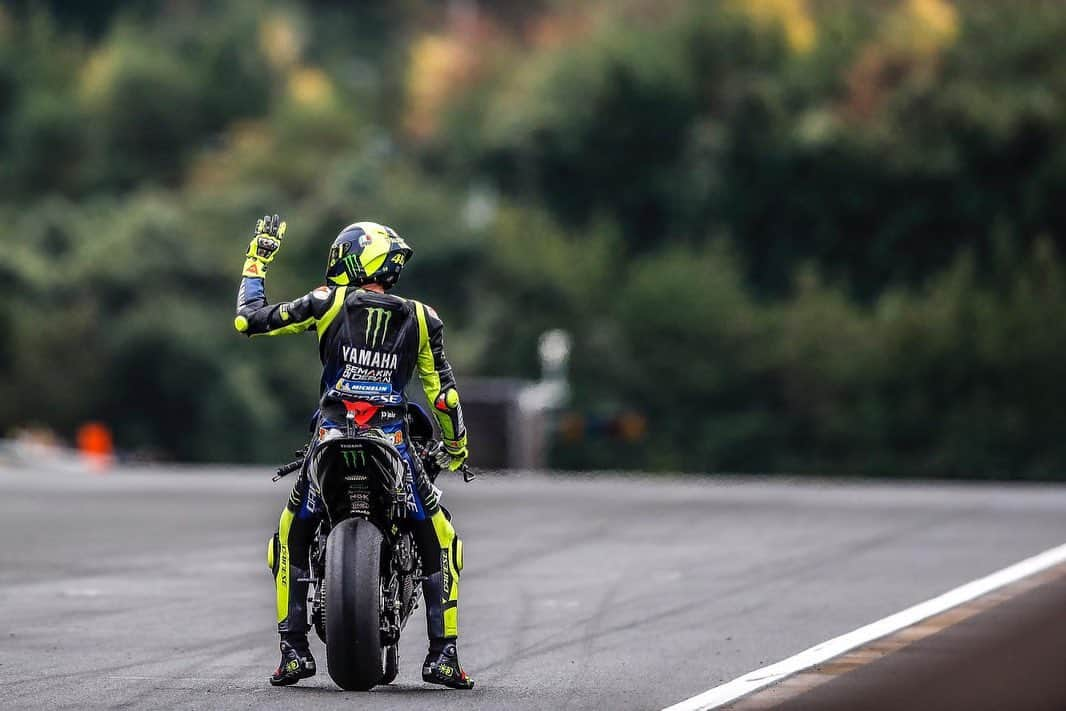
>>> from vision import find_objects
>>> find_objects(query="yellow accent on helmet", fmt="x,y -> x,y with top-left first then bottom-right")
355,222 -> 392,270
326,221 -> 412,287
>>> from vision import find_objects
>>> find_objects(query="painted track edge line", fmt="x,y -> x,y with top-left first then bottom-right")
660,540 -> 1066,711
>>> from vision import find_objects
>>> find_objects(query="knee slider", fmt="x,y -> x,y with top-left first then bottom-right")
268,532 -> 280,575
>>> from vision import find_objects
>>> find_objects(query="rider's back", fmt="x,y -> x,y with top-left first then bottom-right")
316,287 -> 422,406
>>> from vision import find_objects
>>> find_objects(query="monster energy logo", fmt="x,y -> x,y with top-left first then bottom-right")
365,308 -> 392,347
343,254 -> 360,275
341,449 -> 366,468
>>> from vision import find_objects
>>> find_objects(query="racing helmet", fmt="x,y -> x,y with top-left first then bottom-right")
325,221 -> 412,288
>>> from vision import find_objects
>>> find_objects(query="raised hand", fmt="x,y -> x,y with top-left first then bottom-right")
243,213 -> 287,277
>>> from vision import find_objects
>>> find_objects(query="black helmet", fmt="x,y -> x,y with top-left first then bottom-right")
325,221 -> 412,289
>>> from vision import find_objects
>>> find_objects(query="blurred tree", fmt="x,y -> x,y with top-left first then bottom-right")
1,0 -> 1066,477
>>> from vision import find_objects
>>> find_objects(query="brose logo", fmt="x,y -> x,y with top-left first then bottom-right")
365,307 -> 391,347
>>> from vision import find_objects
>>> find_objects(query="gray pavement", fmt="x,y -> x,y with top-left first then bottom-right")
2,461 -> 1066,710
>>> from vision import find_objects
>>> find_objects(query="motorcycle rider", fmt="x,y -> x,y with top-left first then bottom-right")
234,215 -> 474,690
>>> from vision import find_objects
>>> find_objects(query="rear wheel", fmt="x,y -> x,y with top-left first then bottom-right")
324,517 -> 384,690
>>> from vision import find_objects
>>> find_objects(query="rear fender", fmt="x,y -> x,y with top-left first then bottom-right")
309,435 -> 407,524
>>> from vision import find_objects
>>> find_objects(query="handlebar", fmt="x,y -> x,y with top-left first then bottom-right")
271,439 -> 477,483
425,441 -> 477,483
273,458 -> 303,482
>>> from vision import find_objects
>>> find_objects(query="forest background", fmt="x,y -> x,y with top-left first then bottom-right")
2,0 -> 1065,478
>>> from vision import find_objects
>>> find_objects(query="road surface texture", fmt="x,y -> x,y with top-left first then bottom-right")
3,460 -> 1066,710
736,567 -> 1066,710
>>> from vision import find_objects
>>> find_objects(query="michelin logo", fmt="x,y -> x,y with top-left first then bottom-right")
335,380 -> 393,396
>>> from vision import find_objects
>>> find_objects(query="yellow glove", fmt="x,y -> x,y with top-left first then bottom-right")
242,214 -> 286,277
435,434 -> 469,472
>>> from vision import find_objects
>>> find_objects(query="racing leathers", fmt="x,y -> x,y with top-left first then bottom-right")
234,276 -> 468,656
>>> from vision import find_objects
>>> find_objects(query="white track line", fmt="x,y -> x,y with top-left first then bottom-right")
662,540 -> 1066,711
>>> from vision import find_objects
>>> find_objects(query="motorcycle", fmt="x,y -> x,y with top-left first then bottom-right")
272,401 -> 474,691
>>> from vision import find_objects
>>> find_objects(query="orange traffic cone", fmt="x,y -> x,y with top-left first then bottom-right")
77,422 -> 115,472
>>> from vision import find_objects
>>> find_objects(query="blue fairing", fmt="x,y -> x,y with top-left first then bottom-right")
380,419 -> 427,521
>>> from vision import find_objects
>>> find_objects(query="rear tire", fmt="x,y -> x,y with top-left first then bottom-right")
324,517 -> 384,691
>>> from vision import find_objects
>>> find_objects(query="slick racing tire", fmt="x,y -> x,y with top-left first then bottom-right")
324,517 -> 385,691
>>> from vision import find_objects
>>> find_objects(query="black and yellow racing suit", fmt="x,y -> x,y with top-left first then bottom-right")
234,276 -> 466,649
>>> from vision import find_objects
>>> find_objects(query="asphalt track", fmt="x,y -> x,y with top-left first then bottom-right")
3,460 -> 1066,710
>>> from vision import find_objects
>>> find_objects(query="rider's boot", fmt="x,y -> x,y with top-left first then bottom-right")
269,639 -> 316,686
422,639 -> 474,689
